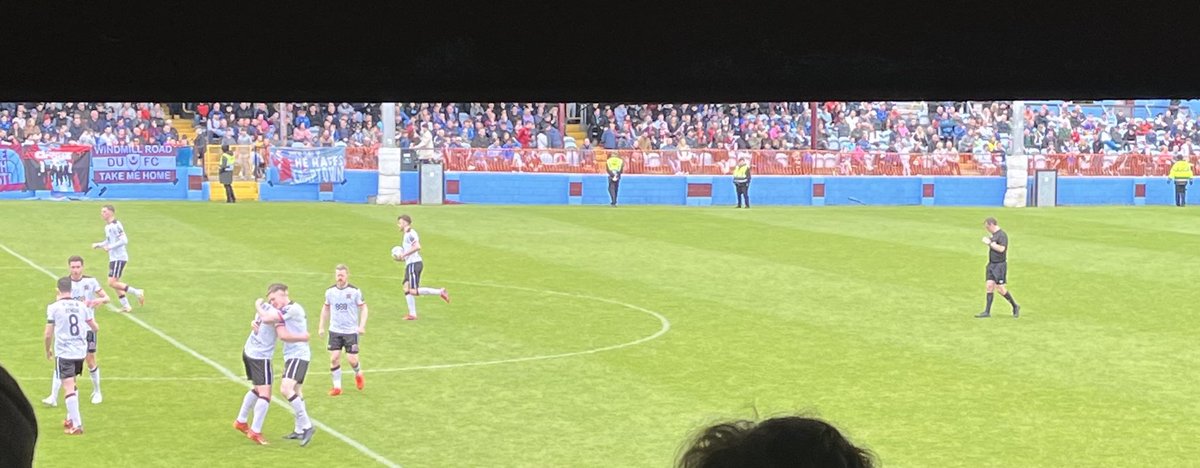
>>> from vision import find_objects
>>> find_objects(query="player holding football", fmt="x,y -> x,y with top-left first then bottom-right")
233,283 -> 309,445
91,205 -> 145,312
44,256 -> 108,407
975,217 -> 1020,319
393,215 -> 450,320
44,276 -> 95,435
319,264 -> 368,396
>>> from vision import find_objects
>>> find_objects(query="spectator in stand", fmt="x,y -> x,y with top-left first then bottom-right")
516,122 -> 534,148
295,109 -> 311,129
237,130 -> 254,180
535,126 -> 549,150
193,128 -> 209,167
98,126 -> 117,146
546,124 -> 563,149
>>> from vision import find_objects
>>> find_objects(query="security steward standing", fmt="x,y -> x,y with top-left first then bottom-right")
606,152 -> 624,206
219,144 -> 236,203
1168,155 -> 1194,207
733,157 -> 752,208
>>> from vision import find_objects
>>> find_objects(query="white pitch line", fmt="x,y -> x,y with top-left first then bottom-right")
124,267 -> 673,374
20,376 -> 227,382
0,243 -> 400,468
365,279 -> 671,374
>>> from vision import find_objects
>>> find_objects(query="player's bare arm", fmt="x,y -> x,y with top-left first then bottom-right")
358,303 -> 368,335
275,323 -> 309,343
319,303 -> 330,336
43,324 -> 55,360
254,299 -> 284,324
89,288 -> 110,309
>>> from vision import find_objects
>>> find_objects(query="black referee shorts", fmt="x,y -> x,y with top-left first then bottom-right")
986,262 -> 1008,285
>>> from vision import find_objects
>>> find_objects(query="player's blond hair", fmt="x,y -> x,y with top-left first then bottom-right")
335,264 -> 348,273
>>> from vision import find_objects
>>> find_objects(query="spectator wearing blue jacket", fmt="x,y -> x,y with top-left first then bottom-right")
601,123 -> 618,149
294,110 -> 311,129
546,125 -> 563,148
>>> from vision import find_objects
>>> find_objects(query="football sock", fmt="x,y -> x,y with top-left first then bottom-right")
251,397 -> 270,433
417,287 -> 440,296
65,393 -> 81,428
1003,292 -> 1017,306
331,366 -> 342,389
119,296 -> 130,308
236,390 -> 257,423
352,363 -> 361,375
984,292 -> 994,314
288,394 -> 311,431
406,295 -> 417,316
49,368 -> 62,400
89,367 -> 100,393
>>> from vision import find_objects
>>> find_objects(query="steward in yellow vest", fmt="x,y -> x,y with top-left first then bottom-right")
606,154 -> 624,206
1168,155 -> 1194,207
733,158 -> 752,208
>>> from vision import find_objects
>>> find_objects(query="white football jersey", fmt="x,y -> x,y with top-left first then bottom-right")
71,275 -> 103,319
324,284 -> 365,335
402,229 -> 422,264
280,302 -> 310,361
103,220 -> 129,261
47,299 -> 89,360
243,305 -> 283,360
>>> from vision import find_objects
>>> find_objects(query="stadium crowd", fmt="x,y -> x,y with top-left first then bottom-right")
0,102 -> 181,147
4,101 -> 1198,176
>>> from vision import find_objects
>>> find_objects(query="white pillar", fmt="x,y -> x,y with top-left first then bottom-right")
1004,101 -> 1028,207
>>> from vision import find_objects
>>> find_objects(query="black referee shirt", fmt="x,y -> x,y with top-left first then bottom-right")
989,229 -> 1008,263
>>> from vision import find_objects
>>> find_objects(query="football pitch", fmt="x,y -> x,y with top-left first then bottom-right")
1,201 -> 1198,467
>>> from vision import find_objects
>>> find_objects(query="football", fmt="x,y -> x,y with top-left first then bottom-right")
391,245 -> 404,259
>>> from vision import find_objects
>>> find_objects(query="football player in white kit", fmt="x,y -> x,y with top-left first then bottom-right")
393,214 -> 450,320
44,276 -> 96,435
92,205 -> 145,312
233,283 -> 309,445
275,287 -> 316,446
320,264 -> 368,395
43,256 -> 108,407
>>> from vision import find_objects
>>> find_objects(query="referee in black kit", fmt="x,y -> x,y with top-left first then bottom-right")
975,217 -> 1020,318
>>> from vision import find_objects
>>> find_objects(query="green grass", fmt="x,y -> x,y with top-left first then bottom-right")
1,201 -> 1198,467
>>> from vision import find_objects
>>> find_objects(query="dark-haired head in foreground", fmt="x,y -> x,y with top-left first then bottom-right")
0,362 -> 37,467
678,416 -> 874,468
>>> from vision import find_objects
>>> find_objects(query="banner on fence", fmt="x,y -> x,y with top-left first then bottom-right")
91,145 -> 180,184
0,144 -> 25,191
21,144 -> 92,193
271,147 -> 346,185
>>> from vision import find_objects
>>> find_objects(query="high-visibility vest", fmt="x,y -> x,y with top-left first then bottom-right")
606,156 -> 623,173
733,164 -> 750,182
1169,160 -> 1194,181
220,152 -> 236,172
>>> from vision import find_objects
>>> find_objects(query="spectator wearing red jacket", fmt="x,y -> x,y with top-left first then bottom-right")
515,122 -> 534,148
